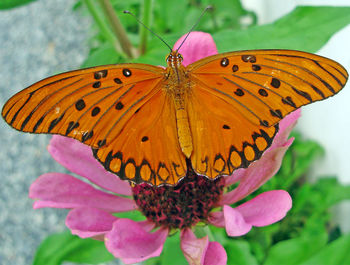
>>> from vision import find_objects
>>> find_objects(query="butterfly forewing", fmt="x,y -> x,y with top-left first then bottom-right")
2,64 -> 164,148
188,50 -> 348,128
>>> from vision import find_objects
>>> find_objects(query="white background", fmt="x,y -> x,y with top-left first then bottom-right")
243,0 -> 350,231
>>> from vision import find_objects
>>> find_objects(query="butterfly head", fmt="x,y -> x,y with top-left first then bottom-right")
166,51 -> 183,68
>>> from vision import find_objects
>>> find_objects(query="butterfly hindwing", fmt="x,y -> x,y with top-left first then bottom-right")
187,82 -> 278,179
93,89 -> 187,186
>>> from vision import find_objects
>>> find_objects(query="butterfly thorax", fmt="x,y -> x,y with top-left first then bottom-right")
164,51 -> 193,158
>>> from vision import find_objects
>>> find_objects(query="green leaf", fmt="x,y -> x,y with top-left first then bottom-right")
263,232 -> 327,265
134,33 -> 179,65
64,238 -> 114,264
81,43 -> 122,68
281,137 -> 324,189
202,0 -> 257,30
144,232 -> 186,265
225,240 -> 258,265
301,234 -> 350,265
33,231 -> 114,265
157,0 -> 188,32
292,177 -> 350,217
214,6 -> 350,52
313,178 -> 350,210
160,233 -> 187,265
113,208 -> 146,221
0,0 -> 37,9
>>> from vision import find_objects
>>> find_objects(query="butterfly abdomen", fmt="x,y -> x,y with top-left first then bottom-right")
174,97 -> 193,158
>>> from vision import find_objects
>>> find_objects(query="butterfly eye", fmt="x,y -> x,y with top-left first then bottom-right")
166,54 -> 172,62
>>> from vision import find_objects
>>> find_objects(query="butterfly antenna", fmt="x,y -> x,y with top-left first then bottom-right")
123,10 -> 172,52
175,5 -> 212,53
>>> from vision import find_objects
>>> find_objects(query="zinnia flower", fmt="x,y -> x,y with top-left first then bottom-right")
29,32 -> 298,265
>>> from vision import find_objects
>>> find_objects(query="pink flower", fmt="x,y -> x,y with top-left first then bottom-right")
29,32 -> 298,265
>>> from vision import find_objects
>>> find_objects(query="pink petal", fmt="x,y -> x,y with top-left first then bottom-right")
204,242 -> 227,265
208,211 -> 225,228
180,229 -> 227,265
180,229 -> 209,265
223,205 -> 252,237
236,190 -> 292,226
220,139 -> 293,205
224,168 -> 246,187
48,136 -> 131,196
222,110 -> 299,201
29,173 -> 137,212
138,220 -> 156,232
270,109 -> 301,150
173,31 -> 218,66
105,219 -> 168,264
66,207 -> 118,238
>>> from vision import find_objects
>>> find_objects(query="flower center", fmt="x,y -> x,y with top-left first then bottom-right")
132,170 -> 225,229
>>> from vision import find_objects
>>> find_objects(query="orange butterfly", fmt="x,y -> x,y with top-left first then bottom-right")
2,42 -> 348,186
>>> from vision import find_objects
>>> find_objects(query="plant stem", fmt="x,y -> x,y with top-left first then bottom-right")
98,0 -> 135,58
194,225 -> 216,241
203,226 -> 216,241
139,0 -> 152,55
83,0 -> 121,54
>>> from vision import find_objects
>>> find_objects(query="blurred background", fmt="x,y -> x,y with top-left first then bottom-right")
0,0 -> 349,264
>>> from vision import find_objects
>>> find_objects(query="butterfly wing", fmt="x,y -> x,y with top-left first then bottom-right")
2,64 -> 186,185
187,85 -> 278,178
93,89 -> 187,186
187,49 -> 348,179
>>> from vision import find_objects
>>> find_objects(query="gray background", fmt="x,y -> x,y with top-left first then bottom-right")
0,1 -> 114,264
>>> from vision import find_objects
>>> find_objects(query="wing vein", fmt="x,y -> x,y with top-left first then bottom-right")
254,63 -> 326,99
239,72 -> 312,102
264,57 -> 335,93
223,76 -> 275,111
102,79 -> 163,141
192,76 -> 263,122
21,78 -> 85,130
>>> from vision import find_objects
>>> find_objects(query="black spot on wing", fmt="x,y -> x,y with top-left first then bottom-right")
115,102 -> 124,110
94,70 -> 108,79
97,139 -> 106,147
114,78 -> 122,84
232,65 -> 239,72
271,78 -> 281,88
91,106 -> 101,116
48,114 -> 65,133
33,116 -> 45,133
220,58 -> 229,67
75,99 -> 86,111
270,109 -> 283,119
292,87 -> 312,102
93,81 -> 101,88
66,121 -> 79,135
281,96 -> 297,108
82,130 -> 93,142
252,64 -> 261,71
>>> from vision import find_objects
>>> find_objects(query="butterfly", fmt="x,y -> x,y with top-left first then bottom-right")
2,48 -> 348,186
